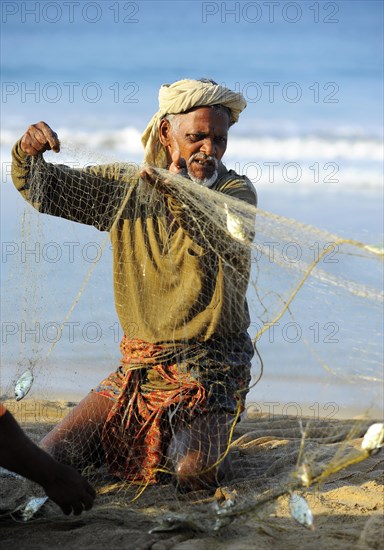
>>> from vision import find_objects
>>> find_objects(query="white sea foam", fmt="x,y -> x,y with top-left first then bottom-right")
227,136 -> 382,162
2,125 -> 382,190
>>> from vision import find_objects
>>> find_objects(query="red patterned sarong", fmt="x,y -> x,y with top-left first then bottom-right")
96,334 -> 254,484
100,338 -> 208,484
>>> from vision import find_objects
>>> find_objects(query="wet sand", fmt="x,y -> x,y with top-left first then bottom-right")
0,400 -> 383,550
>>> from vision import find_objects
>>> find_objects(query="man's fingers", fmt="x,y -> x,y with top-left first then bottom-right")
169,150 -> 186,174
60,504 -> 72,516
82,494 -> 94,511
38,123 -> 60,152
139,166 -> 158,184
51,132 -> 60,152
21,122 -> 60,156
21,137 -> 47,156
20,139 -> 40,156
72,501 -> 84,516
82,482 -> 96,510
139,166 -> 155,178
33,127 -> 50,146
87,483 -> 96,499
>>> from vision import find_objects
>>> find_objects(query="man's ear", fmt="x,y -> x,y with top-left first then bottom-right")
159,118 -> 172,147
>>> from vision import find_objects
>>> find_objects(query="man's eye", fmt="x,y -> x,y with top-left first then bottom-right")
188,134 -> 203,142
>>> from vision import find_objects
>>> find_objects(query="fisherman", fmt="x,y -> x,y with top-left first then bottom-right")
0,403 -> 95,514
11,78 -> 257,490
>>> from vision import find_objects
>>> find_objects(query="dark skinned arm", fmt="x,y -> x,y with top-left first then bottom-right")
0,408 -> 96,515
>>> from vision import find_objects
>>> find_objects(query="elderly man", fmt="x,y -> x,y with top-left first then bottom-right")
11,79 -> 257,490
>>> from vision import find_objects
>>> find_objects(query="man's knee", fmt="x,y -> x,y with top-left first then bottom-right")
167,411 -> 236,490
174,449 -> 229,491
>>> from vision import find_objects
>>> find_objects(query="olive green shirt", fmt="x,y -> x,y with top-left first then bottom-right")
11,139 -> 257,344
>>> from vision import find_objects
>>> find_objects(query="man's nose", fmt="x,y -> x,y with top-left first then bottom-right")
200,138 -> 215,157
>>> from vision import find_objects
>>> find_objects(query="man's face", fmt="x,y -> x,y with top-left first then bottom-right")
161,106 -> 230,185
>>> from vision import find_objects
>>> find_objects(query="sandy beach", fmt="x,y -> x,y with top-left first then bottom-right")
2,2 -> 383,548
0,400 -> 382,550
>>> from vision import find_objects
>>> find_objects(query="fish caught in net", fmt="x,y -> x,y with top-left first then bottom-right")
1,143 -> 383,531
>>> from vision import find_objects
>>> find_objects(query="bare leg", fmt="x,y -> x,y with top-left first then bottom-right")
40,392 -> 114,470
167,412 -> 235,491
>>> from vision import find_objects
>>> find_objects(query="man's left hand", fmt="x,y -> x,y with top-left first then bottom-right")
168,150 -> 187,175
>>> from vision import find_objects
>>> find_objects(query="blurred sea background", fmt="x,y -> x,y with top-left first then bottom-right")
1,0 -> 383,418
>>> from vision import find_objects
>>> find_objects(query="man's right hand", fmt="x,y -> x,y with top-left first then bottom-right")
21,121 -> 60,156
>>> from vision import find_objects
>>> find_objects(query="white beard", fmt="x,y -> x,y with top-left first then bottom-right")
188,169 -> 218,187
186,154 -> 219,187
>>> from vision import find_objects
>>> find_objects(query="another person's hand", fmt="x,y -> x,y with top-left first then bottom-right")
21,121 -> 60,156
42,461 -> 96,516
0,407 -> 95,516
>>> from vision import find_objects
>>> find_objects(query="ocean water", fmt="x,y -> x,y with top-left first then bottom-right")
1,1 -> 383,416
1,0 -> 383,188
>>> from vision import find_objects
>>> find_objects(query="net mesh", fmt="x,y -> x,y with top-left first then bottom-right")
1,144 -> 383,530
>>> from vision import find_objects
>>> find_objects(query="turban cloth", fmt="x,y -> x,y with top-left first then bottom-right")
141,79 -> 247,168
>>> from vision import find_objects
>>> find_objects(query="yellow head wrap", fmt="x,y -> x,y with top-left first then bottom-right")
141,79 -> 247,167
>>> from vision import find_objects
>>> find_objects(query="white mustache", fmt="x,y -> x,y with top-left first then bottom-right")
188,153 -> 218,168
185,153 -> 219,187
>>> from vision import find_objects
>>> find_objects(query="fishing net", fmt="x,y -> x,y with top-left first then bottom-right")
1,144 -> 383,531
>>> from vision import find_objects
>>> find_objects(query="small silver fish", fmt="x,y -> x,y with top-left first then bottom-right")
224,203 -> 248,243
213,513 -> 234,531
21,496 -> 48,521
289,493 -> 315,530
361,423 -> 384,453
0,467 -> 23,480
14,369 -> 34,401
213,503 -> 236,530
